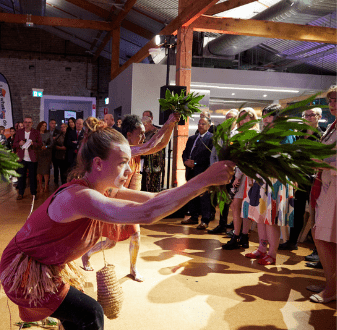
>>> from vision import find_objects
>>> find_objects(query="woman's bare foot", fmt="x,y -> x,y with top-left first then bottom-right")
130,267 -> 143,282
81,254 -> 94,271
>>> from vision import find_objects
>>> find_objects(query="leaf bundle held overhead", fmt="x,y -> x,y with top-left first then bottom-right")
159,89 -> 204,120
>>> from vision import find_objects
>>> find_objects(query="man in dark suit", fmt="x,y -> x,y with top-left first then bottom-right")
104,113 -> 122,133
66,118 -> 84,169
13,115 -> 43,200
182,117 -> 213,229
48,119 -> 60,185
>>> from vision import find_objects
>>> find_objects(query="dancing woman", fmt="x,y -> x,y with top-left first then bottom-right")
0,118 -> 235,329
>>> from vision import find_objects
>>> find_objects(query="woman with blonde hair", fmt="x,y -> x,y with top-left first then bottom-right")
0,116 -> 235,329
222,107 -> 259,249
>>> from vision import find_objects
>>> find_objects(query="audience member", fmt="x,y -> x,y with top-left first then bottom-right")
0,125 -> 7,146
65,118 -> 84,169
279,107 -> 323,251
116,118 -> 122,128
36,121 -> 53,194
104,113 -> 122,132
243,104 -> 295,264
13,116 -> 43,200
181,117 -> 213,229
141,111 -> 165,192
308,86 -> 336,303
6,127 -> 16,151
48,119 -> 60,185
54,123 -> 68,185
208,109 -> 239,234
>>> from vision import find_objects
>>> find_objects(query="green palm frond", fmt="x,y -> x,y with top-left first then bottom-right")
212,95 -> 336,208
159,89 -> 204,121
0,144 -> 22,182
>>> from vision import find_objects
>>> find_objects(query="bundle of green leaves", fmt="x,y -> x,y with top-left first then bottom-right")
159,89 -> 204,120
0,144 -> 22,182
212,95 -> 336,208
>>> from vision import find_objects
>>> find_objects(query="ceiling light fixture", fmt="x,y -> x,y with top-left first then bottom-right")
190,84 -> 300,93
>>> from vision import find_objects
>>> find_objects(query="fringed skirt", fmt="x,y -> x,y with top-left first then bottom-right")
0,252 -> 85,322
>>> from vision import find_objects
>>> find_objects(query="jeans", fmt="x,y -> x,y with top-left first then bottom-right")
17,160 -> 37,196
50,286 -> 104,330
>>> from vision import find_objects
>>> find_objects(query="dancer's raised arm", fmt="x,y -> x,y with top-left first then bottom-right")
131,112 -> 180,156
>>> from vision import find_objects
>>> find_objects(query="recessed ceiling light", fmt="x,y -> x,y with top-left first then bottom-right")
263,94 -> 267,97
190,84 -> 299,93
232,93 -> 235,96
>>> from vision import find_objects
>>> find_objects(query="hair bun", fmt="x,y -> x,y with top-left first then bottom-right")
83,117 -> 106,141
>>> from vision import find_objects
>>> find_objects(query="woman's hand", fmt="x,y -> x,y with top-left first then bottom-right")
168,112 -> 180,124
233,178 -> 241,187
201,161 -> 235,187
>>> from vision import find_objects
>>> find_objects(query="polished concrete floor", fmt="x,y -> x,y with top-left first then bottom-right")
0,180 -> 336,330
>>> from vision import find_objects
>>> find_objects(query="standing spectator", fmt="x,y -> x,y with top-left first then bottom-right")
54,123 -> 68,185
308,86 -> 336,303
279,107 -> 323,251
0,125 -> 7,146
13,116 -> 43,200
181,117 -> 213,229
65,118 -> 84,169
208,109 -> 239,234
36,121 -> 53,194
48,119 -> 60,185
6,127 -> 16,151
222,107 -> 259,249
15,122 -> 23,131
141,112 -> 165,192
104,113 -> 122,133
116,118 -> 122,128
243,105 -> 295,264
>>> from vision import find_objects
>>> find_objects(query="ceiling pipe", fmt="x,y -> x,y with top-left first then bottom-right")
205,0 -> 333,57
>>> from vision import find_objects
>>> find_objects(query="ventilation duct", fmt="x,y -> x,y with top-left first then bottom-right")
205,0 -> 333,57
19,0 -> 46,16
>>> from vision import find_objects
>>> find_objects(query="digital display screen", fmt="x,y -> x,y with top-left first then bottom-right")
64,111 -> 76,119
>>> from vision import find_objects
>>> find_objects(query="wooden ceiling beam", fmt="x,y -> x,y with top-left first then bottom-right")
193,16 -> 337,44
111,0 -> 219,80
205,0 -> 257,16
64,0 -> 155,40
93,0 -> 138,61
0,12 -> 112,30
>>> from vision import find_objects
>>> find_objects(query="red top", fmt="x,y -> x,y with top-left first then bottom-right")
0,179 -> 104,321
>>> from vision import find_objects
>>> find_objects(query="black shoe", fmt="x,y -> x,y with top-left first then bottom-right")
222,235 -> 240,250
181,217 -> 199,225
238,233 -> 249,249
305,249 -> 319,262
305,261 -> 323,269
278,241 -> 298,251
226,221 -> 234,229
209,212 -> 215,221
208,225 -> 227,234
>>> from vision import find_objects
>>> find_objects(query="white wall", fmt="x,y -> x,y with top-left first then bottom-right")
108,65 -> 133,119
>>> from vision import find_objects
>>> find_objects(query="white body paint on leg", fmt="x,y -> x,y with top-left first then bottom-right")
129,230 -> 143,282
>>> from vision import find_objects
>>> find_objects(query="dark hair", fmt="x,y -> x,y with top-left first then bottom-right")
68,117 -> 128,180
67,117 -> 76,132
121,115 -> 142,138
49,118 -> 56,123
143,110 -> 153,118
262,104 -> 283,117
10,127 -> 15,131
36,121 -> 47,132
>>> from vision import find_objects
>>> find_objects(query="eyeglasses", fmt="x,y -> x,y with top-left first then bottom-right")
303,114 -> 317,118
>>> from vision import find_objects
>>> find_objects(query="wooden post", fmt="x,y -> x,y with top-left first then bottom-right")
111,27 -> 120,80
172,0 -> 194,187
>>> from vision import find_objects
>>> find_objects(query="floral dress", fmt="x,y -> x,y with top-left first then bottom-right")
241,135 -> 295,226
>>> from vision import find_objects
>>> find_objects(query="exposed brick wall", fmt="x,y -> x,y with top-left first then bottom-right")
0,23 -> 111,125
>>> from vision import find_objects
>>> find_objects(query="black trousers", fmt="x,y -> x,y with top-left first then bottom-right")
17,160 -> 37,196
52,156 -> 59,184
289,189 -> 309,244
188,190 -> 212,223
50,286 -> 104,330
56,158 -> 68,184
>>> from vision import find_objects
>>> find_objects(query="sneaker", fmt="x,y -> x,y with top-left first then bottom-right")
208,225 -> 227,234
305,249 -> 319,262
222,235 -> 240,250
278,241 -> 298,250
196,222 -> 208,230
